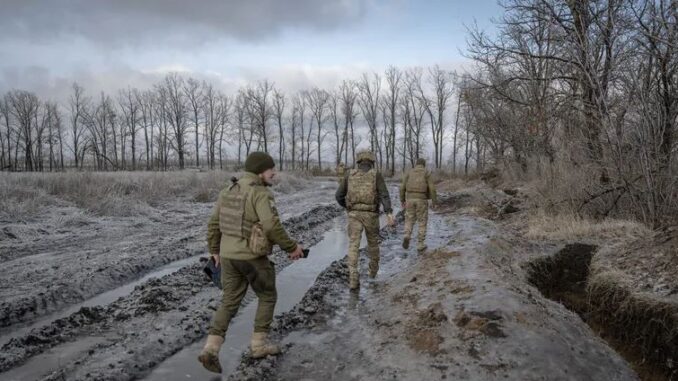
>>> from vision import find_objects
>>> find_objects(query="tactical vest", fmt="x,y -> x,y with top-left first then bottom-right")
346,168 -> 378,211
219,181 -> 254,240
406,166 -> 428,193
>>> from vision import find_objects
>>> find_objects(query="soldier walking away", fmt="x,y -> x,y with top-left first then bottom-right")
336,162 -> 346,182
198,151 -> 305,374
336,150 -> 394,290
400,158 -> 437,253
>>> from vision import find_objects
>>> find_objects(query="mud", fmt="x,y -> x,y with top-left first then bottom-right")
2,179 -> 662,380
0,180 -> 341,381
229,198 -> 638,381
0,181 -> 336,330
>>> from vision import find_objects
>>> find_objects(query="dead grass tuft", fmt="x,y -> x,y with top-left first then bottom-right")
525,210 -> 650,242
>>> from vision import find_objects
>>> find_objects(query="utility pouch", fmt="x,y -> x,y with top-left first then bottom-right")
249,222 -> 273,256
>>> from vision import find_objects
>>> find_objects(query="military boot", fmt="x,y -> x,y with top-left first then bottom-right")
250,332 -> 281,358
402,236 -> 410,249
198,334 -> 224,373
368,261 -> 379,279
349,270 -> 360,289
417,244 -> 428,253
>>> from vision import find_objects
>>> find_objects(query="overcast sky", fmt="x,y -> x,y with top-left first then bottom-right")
0,0 -> 501,101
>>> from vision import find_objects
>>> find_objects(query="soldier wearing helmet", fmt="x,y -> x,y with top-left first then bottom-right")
335,149 -> 394,290
400,157 -> 437,252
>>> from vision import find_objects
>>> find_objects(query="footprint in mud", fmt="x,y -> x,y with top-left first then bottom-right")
405,303 -> 448,355
454,309 -> 506,340
443,279 -> 474,296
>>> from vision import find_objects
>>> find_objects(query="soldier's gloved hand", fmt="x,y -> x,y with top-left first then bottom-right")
387,213 -> 395,227
289,244 -> 304,260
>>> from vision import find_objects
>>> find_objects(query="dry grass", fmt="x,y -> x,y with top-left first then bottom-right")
525,210 -> 651,242
0,170 -> 312,221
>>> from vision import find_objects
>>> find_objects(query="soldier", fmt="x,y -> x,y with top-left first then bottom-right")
336,162 -> 346,183
400,158 -> 437,252
336,150 -> 394,290
198,151 -> 305,373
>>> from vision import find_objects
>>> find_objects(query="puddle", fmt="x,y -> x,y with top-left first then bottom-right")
0,255 -> 203,347
145,217 -> 352,380
0,336 -> 108,381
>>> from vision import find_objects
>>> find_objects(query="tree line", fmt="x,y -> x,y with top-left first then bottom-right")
459,0 -> 678,227
0,66 -> 470,175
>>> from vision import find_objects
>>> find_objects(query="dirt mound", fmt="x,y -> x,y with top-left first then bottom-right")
435,183 -> 521,219
584,227 -> 678,380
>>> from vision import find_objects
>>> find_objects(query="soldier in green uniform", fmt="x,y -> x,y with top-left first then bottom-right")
198,152 -> 305,373
400,157 -> 437,252
336,150 -> 394,290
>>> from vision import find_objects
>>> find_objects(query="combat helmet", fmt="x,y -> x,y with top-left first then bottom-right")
356,150 -> 375,163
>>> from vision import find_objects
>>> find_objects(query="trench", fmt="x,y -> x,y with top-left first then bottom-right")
526,243 -> 675,381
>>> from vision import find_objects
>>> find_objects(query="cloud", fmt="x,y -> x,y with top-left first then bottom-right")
0,0 -> 368,47
0,63 -> 367,104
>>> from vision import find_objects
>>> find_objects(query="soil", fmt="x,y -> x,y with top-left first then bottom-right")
229,185 -> 638,381
2,177 -> 674,381
0,179 -> 342,380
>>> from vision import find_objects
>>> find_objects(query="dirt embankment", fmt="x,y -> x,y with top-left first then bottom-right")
229,184 -> 639,381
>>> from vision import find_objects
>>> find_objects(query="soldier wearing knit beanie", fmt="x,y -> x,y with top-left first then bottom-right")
245,152 -> 275,175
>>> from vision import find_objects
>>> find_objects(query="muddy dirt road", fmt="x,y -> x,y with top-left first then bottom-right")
0,179 -> 652,380
0,178 -> 342,381
229,190 -> 639,381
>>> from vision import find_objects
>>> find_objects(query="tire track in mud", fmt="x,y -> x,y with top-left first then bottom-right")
0,185 -> 337,331
0,205 -> 212,330
0,203 -> 342,380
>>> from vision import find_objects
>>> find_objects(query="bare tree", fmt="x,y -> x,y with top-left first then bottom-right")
306,88 -> 329,170
203,83 -> 231,169
118,87 -> 141,170
69,83 -> 89,169
137,90 -> 155,170
358,73 -> 382,168
339,80 -> 359,166
7,90 -> 40,171
184,77 -> 204,167
383,66 -> 402,175
234,90 -> 253,162
159,73 -> 189,169
0,95 -> 12,170
244,80 -> 274,153
272,88 -> 286,170
328,91 -> 345,166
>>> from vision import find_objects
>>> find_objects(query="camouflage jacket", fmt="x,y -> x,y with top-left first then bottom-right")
207,172 -> 297,260
400,164 -> 437,203
335,163 -> 393,214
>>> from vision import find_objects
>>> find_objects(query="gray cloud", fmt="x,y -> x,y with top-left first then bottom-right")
1,0 -> 368,46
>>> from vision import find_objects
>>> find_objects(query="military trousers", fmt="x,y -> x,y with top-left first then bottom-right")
347,210 -> 380,278
208,256 -> 276,337
404,199 -> 429,250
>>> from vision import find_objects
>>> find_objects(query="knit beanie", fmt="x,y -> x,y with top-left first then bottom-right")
245,152 -> 275,174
